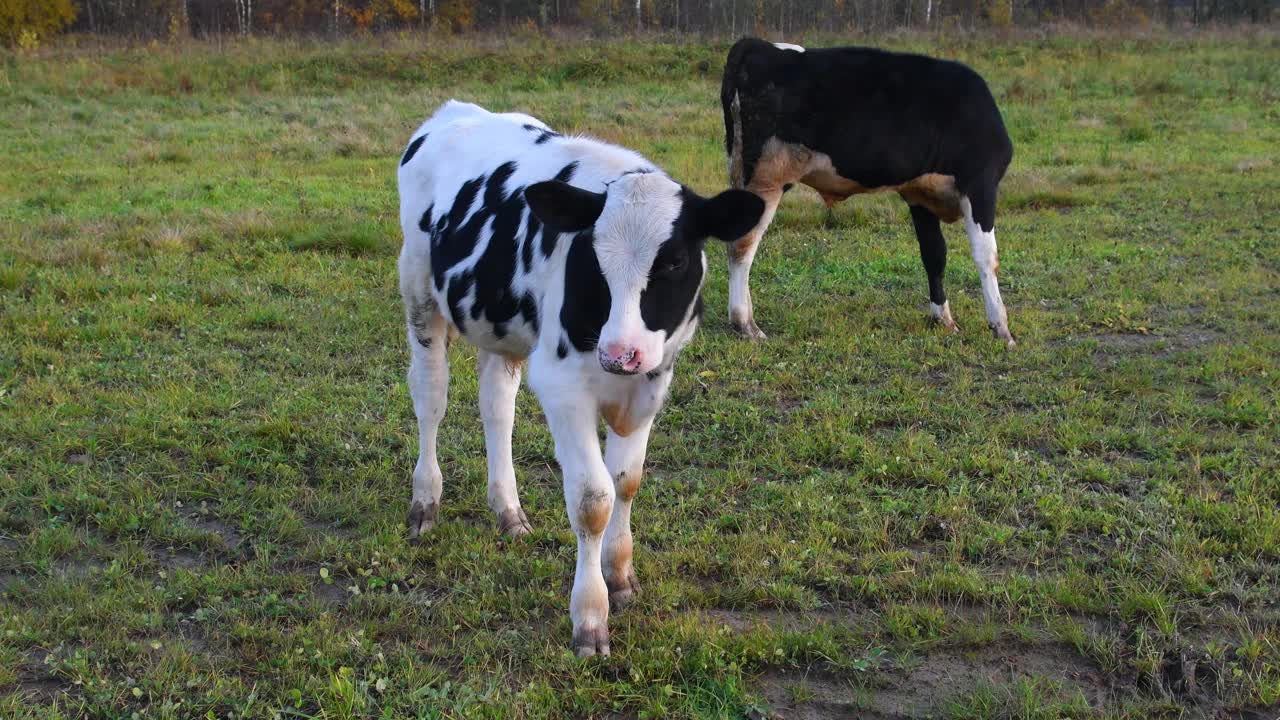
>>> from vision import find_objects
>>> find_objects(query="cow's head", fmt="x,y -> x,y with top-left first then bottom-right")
526,172 -> 764,376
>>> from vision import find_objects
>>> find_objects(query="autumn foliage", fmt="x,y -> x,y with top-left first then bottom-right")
0,0 -> 77,48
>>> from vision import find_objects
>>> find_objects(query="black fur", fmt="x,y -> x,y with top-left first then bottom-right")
522,123 -> 561,145
723,39 -> 1012,211
400,134 -> 427,166
560,230 -> 609,352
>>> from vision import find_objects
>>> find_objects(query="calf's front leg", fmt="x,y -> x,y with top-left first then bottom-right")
602,416 -> 654,610
542,397 -> 616,657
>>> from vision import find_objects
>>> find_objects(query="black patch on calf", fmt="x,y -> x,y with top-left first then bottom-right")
418,203 -> 434,234
556,339 -> 568,359
401,134 -> 427,166
522,123 -> 561,145
561,230 -> 610,352
446,272 -> 473,334
639,199 -> 706,338
432,174 -> 486,291
520,211 -> 539,274
518,292 -> 539,335
637,188 -> 760,337
408,300 -> 436,348
554,161 -> 579,183
467,163 -> 528,333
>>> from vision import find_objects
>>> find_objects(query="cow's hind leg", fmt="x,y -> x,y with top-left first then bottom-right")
961,184 -> 1015,346
727,187 -> 782,340
908,203 -> 958,333
405,298 -> 450,541
477,350 -> 531,537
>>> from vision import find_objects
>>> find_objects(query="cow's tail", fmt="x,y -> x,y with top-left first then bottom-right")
723,37 -> 768,188
720,38 -> 757,159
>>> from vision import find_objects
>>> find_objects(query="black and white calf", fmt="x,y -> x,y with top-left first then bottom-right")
721,38 -> 1016,345
397,100 -> 763,656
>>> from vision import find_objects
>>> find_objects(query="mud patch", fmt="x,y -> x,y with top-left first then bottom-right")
1087,324 -> 1224,362
182,511 -> 244,551
312,579 -> 351,606
704,608 -> 854,635
304,517 -> 359,539
11,648 -> 74,704
157,546 -> 206,571
54,557 -> 105,579
752,641 -> 1118,719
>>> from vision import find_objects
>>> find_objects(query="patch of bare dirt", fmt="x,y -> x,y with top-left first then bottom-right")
182,511 -> 244,551
7,648 -> 75,705
312,580 -> 351,606
54,557 -> 104,579
703,608 -> 855,635
1087,324 -> 1225,363
304,517 -> 359,539
157,546 -> 206,571
756,641 -> 1117,719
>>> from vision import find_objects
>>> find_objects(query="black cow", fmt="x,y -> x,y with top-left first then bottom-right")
721,38 -> 1016,345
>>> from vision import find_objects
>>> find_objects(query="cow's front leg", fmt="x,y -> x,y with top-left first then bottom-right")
727,186 -> 782,340
961,191 -> 1015,347
542,396 -> 615,657
602,414 -> 654,610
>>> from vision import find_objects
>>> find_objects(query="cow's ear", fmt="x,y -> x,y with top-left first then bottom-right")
694,189 -> 765,243
525,181 -> 606,232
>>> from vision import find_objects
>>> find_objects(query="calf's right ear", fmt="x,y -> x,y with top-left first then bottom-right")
525,181 -> 606,232
696,189 -> 766,243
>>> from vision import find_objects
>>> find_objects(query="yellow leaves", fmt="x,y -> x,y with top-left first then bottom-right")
0,0 -> 77,48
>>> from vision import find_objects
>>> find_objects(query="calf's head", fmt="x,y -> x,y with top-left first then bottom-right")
526,172 -> 764,376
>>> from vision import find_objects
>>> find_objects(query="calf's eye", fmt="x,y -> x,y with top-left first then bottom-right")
658,257 -> 687,275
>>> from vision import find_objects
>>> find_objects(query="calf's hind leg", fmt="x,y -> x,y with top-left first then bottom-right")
405,298 -> 451,540
908,203 -> 958,333
477,350 -> 532,537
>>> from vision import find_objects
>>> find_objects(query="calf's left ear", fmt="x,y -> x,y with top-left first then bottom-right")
694,189 -> 766,243
525,181 -> 606,232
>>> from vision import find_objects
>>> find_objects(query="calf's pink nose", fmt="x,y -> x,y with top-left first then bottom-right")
599,343 -> 643,375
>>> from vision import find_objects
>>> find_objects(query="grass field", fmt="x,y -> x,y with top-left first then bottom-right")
1,31 -> 1278,719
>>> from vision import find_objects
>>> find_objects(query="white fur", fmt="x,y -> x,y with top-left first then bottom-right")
773,42 -> 806,52
398,100 -> 701,656
960,197 -> 1014,345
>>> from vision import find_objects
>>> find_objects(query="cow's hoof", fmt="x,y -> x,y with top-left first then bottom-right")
990,324 -> 1017,348
731,319 -> 767,340
932,316 -> 960,334
572,625 -> 611,658
929,302 -> 959,333
497,507 -> 532,537
607,566 -> 640,611
407,500 -> 439,543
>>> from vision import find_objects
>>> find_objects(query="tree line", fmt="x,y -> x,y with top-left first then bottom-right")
3,0 -> 1273,47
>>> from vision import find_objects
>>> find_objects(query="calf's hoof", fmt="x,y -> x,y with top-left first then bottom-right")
730,319 -> 767,340
407,500 -> 439,543
607,566 -> 640,611
496,507 -> 533,537
572,624 -> 611,658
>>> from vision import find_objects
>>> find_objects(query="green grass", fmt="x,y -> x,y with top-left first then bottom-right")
2,32 -> 1279,719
